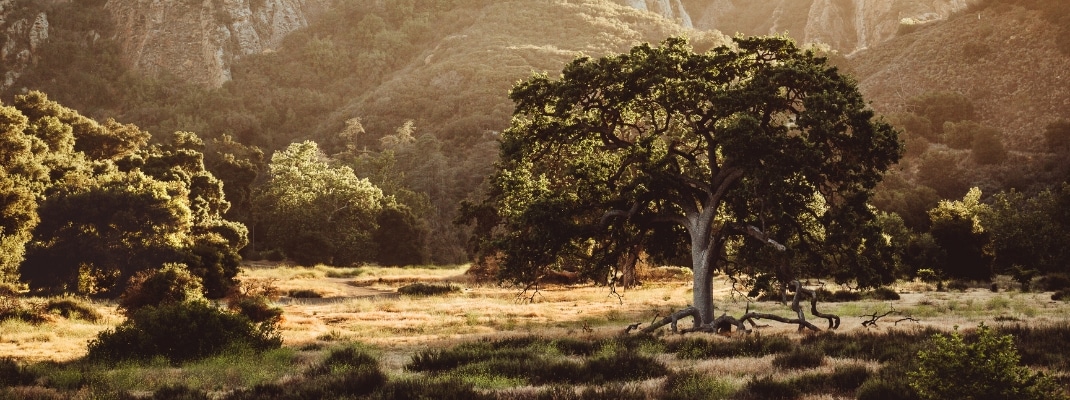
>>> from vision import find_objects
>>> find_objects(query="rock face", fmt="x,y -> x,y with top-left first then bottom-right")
632,0 -> 977,54
0,0 -> 49,91
105,0 -> 329,87
623,0 -> 693,28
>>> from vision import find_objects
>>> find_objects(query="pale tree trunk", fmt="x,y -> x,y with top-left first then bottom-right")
691,244 -> 715,326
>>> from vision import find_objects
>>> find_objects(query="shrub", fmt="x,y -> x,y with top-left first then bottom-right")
287,289 -> 322,298
118,264 -> 205,313
866,287 -> 901,301
790,365 -> 871,393
44,297 -> 102,322
397,282 -> 460,296
584,351 -> 668,383
670,333 -> 793,359
856,378 -> 920,400
147,384 -> 209,400
307,346 -> 380,376
772,347 -> 825,370
368,377 -> 491,400
0,295 -> 45,323
263,249 -> 286,262
86,301 -> 282,364
1040,274 -> 1070,291
0,358 -> 36,387
662,370 -> 735,400
741,376 -> 800,400
908,324 -> 1065,400
814,288 -> 862,302
228,296 -> 283,323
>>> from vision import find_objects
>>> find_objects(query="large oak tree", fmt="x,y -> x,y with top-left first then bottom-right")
464,37 -> 901,331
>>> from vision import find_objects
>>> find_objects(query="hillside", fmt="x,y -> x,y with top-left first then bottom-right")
678,0 -> 977,55
850,0 -> 1070,151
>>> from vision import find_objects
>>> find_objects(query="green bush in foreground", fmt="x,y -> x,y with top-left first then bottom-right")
86,301 -> 281,364
909,324 -> 1066,400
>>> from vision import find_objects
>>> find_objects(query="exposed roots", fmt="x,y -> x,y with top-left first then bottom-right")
637,280 -> 840,334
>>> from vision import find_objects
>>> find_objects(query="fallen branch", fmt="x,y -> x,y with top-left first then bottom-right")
860,305 -> 917,327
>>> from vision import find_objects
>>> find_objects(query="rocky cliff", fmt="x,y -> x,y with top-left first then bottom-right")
0,0 -> 50,91
632,0 -> 977,54
104,0 -> 328,87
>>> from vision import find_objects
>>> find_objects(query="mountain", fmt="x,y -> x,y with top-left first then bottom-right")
105,0 -> 330,88
850,0 -> 1070,150
672,0 -> 977,55
0,0 -> 52,91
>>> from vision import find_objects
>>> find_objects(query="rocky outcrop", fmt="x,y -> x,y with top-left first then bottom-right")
1,0 -> 49,91
105,0 -> 329,88
623,0 -> 693,28
634,0 -> 977,54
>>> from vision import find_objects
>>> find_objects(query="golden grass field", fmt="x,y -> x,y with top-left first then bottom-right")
3,262 -> 1069,398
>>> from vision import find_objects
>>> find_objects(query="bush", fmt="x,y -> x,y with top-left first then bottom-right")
772,347 -> 825,370
118,264 -> 204,313
228,297 -> 283,323
147,384 -> 209,400
263,249 -> 286,262
397,282 -> 460,296
857,378 -> 920,400
1040,274 -> 1070,291
368,377 -> 491,400
1052,291 -> 1070,301
0,358 -> 36,387
670,334 -> 794,359
44,297 -> 102,322
287,289 -> 322,298
791,365 -> 871,393
86,301 -> 282,364
662,370 -> 735,400
866,287 -> 901,301
0,295 -> 45,324
908,324 -> 1065,400
741,376 -> 800,400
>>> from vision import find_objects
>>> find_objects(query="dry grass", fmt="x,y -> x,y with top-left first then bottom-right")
6,263 -> 1070,393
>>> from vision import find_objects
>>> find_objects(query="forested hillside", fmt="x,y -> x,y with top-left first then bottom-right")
2,0 -> 1069,280
2,0 -> 718,264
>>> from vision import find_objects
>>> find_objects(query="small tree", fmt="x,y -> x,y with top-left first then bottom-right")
254,141 -> 384,266
909,324 -> 1065,400
927,187 -> 993,281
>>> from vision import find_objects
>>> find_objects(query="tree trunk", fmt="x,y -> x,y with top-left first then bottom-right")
691,232 -> 716,326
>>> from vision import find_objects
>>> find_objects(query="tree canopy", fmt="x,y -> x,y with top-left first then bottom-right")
464,36 -> 901,327
3,91 -> 246,298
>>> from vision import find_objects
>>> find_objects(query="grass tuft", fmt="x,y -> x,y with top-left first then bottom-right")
771,347 -> 825,370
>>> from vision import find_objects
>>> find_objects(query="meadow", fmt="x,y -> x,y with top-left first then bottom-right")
2,263 -> 1069,399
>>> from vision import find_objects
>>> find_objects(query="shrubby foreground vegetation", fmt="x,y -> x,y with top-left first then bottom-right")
2,270 -> 1070,399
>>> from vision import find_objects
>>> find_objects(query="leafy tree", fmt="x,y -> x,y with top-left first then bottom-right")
983,185 -> 1070,281
374,203 -> 430,266
906,91 -> 978,136
0,100 -> 64,282
970,127 -> 1008,165
254,141 -> 384,266
126,131 -> 248,297
927,187 -> 993,281
19,169 -> 191,296
9,92 -> 246,297
464,36 -> 901,327
917,150 -> 970,199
